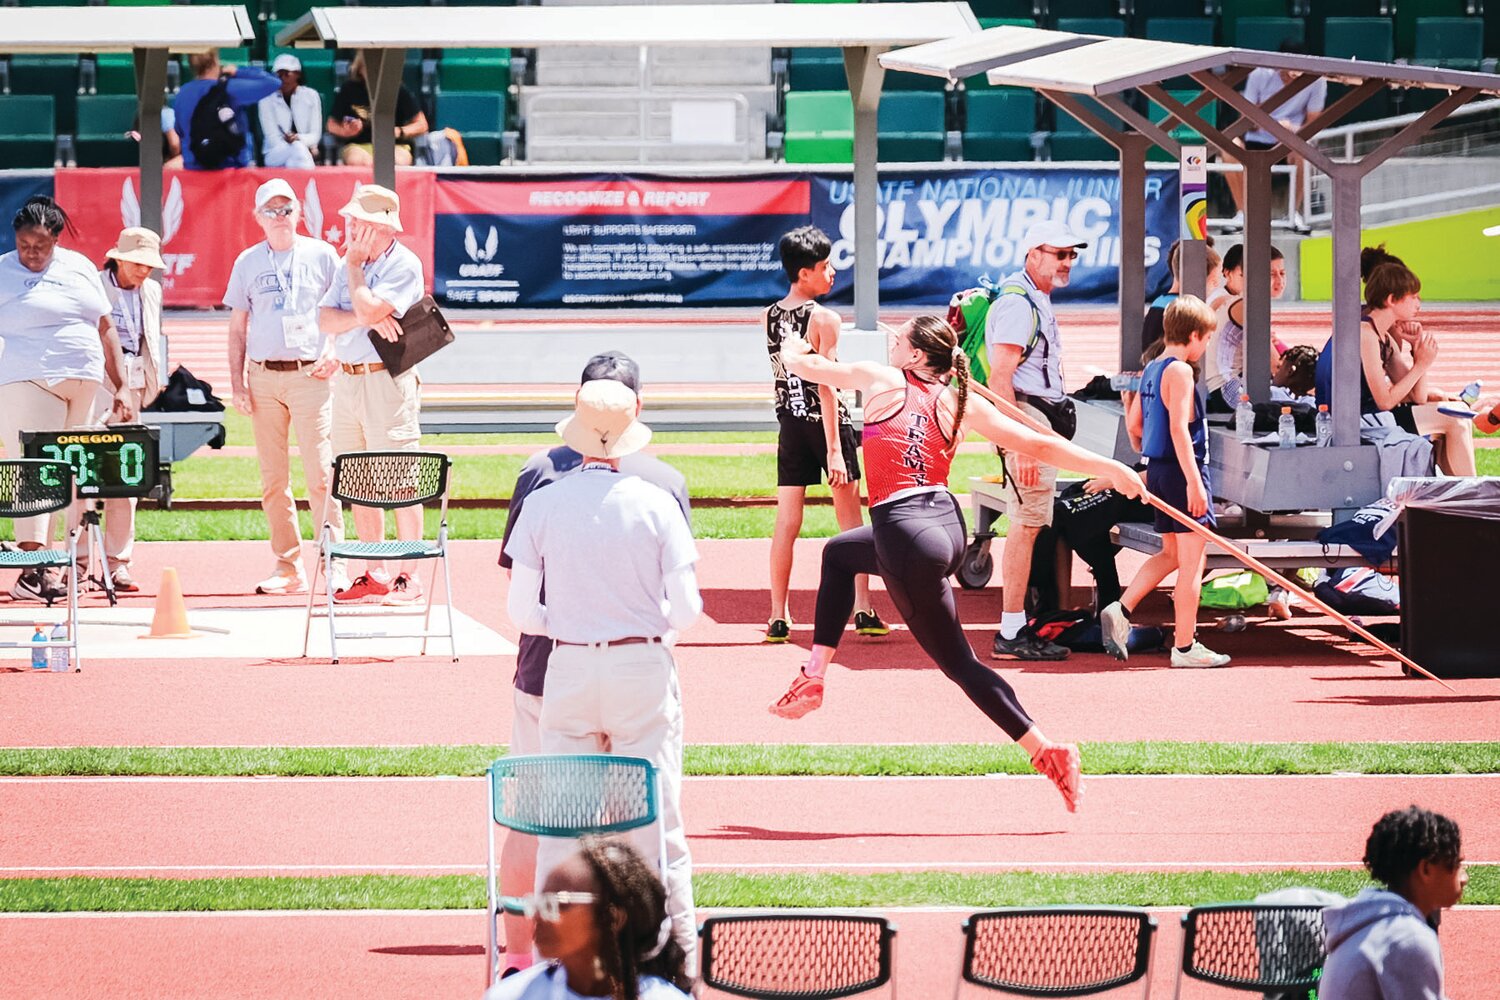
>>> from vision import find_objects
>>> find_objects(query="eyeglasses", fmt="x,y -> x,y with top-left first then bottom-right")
258,206 -> 296,219
501,891 -> 598,922
1038,247 -> 1080,261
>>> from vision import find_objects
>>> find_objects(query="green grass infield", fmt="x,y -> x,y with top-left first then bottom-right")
2,742 -> 1495,777
1,868 -> 1495,912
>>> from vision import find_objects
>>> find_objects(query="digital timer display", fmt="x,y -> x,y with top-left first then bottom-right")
20,426 -> 162,499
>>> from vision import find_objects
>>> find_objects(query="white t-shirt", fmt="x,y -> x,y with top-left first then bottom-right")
257,85 -> 323,158
504,468 -> 700,644
104,271 -> 143,356
320,240 -> 425,364
984,269 -> 1065,401
0,247 -> 111,387
1242,67 -> 1327,146
484,963 -> 689,1000
224,236 -> 340,362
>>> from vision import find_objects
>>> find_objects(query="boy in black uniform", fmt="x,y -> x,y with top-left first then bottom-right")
763,226 -> 887,643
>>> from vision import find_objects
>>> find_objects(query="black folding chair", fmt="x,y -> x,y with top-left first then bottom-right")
958,907 -> 1156,999
700,913 -> 898,999
1174,904 -> 1326,999
0,460 -> 80,668
302,450 -> 456,663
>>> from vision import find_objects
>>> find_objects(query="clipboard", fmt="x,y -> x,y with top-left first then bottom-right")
368,295 -> 454,376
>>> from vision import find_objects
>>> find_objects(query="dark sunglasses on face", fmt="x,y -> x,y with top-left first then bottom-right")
258,206 -> 296,219
1039,246 -> 1080,262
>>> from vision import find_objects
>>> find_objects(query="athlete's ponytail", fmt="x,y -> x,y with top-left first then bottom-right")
905,314 -> 967,450
949,347 -> 969,453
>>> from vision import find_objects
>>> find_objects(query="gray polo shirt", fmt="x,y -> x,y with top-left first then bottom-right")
984,269 -> 1065,402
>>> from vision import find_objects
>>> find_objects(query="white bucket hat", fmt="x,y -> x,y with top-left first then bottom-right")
556,379 -> 652,459
339,183 -> 403,232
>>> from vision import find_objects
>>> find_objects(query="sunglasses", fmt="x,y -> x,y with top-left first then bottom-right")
258,206 -> 296,219
1038,247 -> 1080,261
501,891 -> 598,922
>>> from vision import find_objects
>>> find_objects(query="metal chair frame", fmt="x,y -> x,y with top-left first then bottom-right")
956,906 -> 1156,1000
301,450 -> 456,663
484,753 -> 664,989
0,460 -> 80,670
699,912 -> 898,1000
1174,903 -> 1327,999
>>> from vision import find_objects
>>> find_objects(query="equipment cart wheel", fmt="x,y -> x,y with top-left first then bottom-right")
956,536 -> 994,589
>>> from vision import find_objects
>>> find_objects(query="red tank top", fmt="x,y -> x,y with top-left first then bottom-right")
862,371 -> 956,507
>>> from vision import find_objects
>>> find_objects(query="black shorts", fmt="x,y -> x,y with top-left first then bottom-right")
1146,458 -> 1217,534
777,415 -> 861,487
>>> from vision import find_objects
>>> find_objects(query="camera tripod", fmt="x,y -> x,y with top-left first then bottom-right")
74,500 -> 117,608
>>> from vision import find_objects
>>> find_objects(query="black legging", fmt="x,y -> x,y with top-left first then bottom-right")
812,490 -> 1035,740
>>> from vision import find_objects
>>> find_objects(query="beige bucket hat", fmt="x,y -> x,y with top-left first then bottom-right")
339,183 -> 403,232
556,379 -> 652,459
105,227 -> 167,270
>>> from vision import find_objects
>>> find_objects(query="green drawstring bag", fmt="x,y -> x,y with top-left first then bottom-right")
1199,571 -> 1269,610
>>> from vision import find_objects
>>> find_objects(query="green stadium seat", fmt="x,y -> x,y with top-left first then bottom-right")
74,93 -> 138,167
877,90 -> 945,161
1322,16 -> 1393,60
1411,17 -> 1482,69
1049,97 -> 1118,161
788,48 -> 847,91
0,95 -> 57,167
968,0 -> 1038,20
266,21 -> 338,97
783,90 -> 852,163
792,0 -> 859,4
1055,17 -> 1126,36
438,48 -> 511,96
962,87 -> 1036,161
1233,16 -> 1305,51
1391,1 -> 1467,57
4,55 -> 80,135
91,54 -> 139,96
1305,0 -> 1390,18
1221,0 -> 1289,24
106,0 -> 171,5
1132,0 -> 1211,19
978,17 -> 1037,29
268,0 -> 320,23
1145,17 -> 1216,45
1147,88 -> 1215,161
440,0 -> 520,6
435,90 -> 505,164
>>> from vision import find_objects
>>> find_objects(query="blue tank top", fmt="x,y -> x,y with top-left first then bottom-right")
1314,315 -> 1385,415
1140,354 -> 1208,462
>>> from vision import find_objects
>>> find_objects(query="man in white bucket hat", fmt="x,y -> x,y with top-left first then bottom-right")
504,377 -> 703,970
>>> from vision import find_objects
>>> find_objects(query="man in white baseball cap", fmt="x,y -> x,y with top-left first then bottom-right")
258,53 -> 322,169
224,177 -> 343,595
987,219 -> 1089,662
505,376 -> 703,971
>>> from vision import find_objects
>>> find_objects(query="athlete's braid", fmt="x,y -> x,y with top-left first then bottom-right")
578,838 -> 691,1000
949,348 -> 970,453
906,314 -> 967,450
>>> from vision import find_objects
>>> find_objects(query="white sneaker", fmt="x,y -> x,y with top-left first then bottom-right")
1291,211 -> 1311,234
1267,587 -> 1293,620
1222,210 -> 1244,233
255,570 -> 307,595
328,567 -> 352,596
1099,601 -> 1131,662
1171,641 -> 1232,668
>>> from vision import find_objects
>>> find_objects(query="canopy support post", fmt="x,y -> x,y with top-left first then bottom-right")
363,46 -> 405,190
845,44 -> 886,334
133,47 -> 169,235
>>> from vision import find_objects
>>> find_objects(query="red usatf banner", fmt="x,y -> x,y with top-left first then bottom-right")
52,168 -> 435,307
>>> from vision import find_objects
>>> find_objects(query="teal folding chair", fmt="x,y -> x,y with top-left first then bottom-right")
485,753 -> 664,988
958,907 -> 1156,999
1174,903 -> 1326,999
700,913 -> 898,1000
0,460 -> 80,670
301,450 -> 456,663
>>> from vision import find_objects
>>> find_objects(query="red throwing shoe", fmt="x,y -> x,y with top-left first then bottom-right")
769,671 -> 824,720
1030,743 -> 1082,813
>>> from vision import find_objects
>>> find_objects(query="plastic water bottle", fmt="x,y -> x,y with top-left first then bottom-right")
1460,380 -> 1482,407
30,626 -> 47,670
1315,404 -> 1332,447
49,623 -> 70,673
1278,406 -> 1296,448
1235,394 -> 1255,442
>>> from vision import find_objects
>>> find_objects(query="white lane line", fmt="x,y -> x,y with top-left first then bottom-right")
0,773 -> 1492,785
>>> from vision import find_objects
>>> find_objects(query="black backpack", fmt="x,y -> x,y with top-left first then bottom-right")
189,75 -> 245,168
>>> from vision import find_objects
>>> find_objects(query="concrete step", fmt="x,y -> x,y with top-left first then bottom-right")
535,47 -> 770,87
520,85 -> 778,119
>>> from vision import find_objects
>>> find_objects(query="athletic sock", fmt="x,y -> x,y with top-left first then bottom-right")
1176,643 -> 1194,654
1119,602 -> 1134,620
1000,611 -> 1028,641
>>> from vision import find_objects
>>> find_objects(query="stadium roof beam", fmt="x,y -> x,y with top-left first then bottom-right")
277,2 -> 982,332
881,27 -> 1500,449
0,7 -> 256,237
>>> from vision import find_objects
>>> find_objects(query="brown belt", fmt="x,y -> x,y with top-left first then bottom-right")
340,362 -> 387,375
256,359 -> 315,372
554,636 -> 663,648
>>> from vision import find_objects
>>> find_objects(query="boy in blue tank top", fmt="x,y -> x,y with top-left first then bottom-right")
1101,296 -> 1231,669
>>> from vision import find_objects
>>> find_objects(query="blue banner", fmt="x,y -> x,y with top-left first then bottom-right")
0,172 -> 55,255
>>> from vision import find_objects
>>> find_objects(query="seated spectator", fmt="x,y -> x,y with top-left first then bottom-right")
1204,244 -> 1288,412
1270,343 -> 1317,402
484,839 -> 692,1000
1321,806 -> 1466,1000
1142,237 -> 1220,354
326,53 -> 428,167
174,52 -> 279,170
258,54 -> 322,169
1361,242 -> 1404,283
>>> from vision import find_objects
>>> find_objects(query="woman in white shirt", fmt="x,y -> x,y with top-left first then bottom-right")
0,197 -> 136,601
485,840 -> 692,1000
258,54 -> 322,169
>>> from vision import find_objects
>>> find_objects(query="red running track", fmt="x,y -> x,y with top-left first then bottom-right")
3,907 -> 1498,1000
3,540 -> 1498,747
3,775 -> 1495,877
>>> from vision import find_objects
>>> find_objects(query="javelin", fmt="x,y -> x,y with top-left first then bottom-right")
967,379 -> 1453,691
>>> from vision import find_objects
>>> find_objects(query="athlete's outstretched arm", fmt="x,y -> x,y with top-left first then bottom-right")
964,392 -> 1146,499
781,335 -> 901,396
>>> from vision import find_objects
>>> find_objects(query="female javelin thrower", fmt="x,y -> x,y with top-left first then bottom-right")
768,316 -> 1145,811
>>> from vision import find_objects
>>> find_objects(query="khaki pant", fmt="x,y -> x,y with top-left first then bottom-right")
535,641 -> 695,971
331,368 -> 421,455
86,381 -> 152,570
1001,399 -> 1061,528
0,379 -> 101,546
248,362 -> 343,577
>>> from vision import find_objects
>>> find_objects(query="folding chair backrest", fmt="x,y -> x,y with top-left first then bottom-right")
1180,904 -> 1326,993
329,451 -> 450,509
489,753 -> 658,837
962,907 -> 1156,996
700,913 -> 896,999
0,460 -> 73,519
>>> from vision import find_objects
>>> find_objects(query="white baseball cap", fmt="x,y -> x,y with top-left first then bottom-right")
1020,220 -> 1089,255
271,53 -> 302,74
254,178 -> 297,209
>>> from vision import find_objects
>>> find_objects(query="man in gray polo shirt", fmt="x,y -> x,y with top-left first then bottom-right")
986,219 -> 1088,661
505,378 -> 702,971
494,351 -> 688,978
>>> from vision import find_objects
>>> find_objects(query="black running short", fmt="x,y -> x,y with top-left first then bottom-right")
777,415 -> 861,487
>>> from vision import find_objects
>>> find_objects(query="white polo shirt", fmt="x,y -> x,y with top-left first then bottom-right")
0,247 -> 111,387
321,240 -> 425,365
223,235 -> 340,362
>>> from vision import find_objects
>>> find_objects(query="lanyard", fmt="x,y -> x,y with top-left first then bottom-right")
266,242 -> 300,306
111,274 -> 143,353
580,461 -> 618,473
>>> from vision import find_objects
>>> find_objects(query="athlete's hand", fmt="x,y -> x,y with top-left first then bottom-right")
1008,452 -> 1039,488
1105,464 -> 1145,501
1186,475 -> 1209,518
780,335 -> 813,360
826,449 -> 850,487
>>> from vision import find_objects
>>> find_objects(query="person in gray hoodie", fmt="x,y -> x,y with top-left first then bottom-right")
1321,806 -> 1468,1000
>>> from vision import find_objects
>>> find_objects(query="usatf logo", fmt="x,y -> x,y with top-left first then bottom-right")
460,225 -> 504,277
120,177 -> 196,278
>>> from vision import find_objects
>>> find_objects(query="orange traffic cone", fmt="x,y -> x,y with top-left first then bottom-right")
140,567 -> 197,639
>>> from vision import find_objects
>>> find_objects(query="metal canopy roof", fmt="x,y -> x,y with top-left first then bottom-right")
278,2 -> 979,50
0,6 -> 254,54
880,25 -> 1500,96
